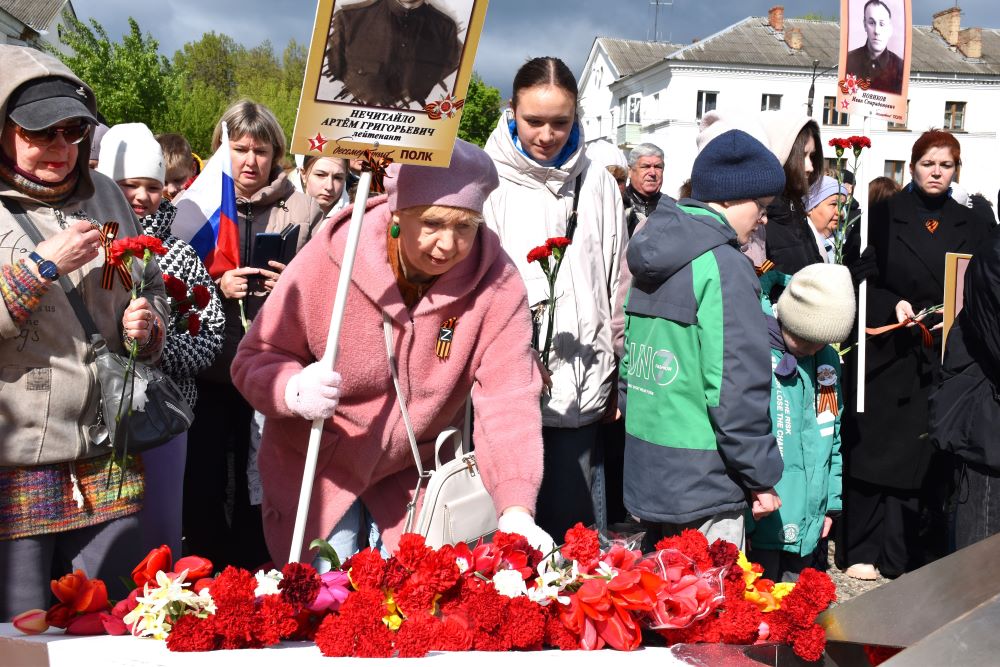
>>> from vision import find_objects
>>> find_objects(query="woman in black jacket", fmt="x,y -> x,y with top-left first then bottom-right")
838,130 -> 994,578
930,223 -> 1000,551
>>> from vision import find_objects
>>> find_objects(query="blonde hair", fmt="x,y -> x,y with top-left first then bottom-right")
156,132 -> 194,181
399,204 -> 484,228
211,99 -> 287,174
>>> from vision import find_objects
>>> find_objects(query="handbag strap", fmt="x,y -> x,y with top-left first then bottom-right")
1,196 -> 103,340
565,173 -> 584,241
383,311 -> 432,534
382,311 -> 426,478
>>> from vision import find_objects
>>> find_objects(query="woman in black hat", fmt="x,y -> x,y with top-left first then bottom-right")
0,45 -> 168,618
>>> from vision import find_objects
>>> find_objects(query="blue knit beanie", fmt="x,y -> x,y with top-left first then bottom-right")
690,129 -> 786,203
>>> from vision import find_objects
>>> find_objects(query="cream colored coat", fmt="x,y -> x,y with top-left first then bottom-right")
483,114 -> 627,428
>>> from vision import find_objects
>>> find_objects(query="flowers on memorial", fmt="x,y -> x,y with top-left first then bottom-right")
19,527 -> 835,660
526,236 -> 573,372
827,135 -> 872,263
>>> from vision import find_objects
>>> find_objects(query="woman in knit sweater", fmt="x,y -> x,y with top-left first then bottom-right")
232,140 -> 552,565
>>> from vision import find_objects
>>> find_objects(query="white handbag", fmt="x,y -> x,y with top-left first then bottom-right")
382,313 -> 498,548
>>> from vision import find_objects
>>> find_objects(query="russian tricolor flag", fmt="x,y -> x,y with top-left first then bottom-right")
172,122 -> 240,279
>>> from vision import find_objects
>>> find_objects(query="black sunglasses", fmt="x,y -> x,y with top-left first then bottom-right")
12,121 -> 91,146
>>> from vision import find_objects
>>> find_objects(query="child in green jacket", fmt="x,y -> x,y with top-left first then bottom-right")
748,263 -> 856,582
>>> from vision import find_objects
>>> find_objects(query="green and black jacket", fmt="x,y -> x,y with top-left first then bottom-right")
620,199 -> 783,524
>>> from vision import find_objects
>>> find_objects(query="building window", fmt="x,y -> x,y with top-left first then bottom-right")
885,160 -> 906,185
944,101 -> 966,131
696,91 -> 718,119
888,100 -> 909,130
627,95 -> 641,124
761,94 -> 782,111
822,97 -> 848,126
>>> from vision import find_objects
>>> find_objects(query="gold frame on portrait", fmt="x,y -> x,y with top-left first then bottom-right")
291,0 -> 490,167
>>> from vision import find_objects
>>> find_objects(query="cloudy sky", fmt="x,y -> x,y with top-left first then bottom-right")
72,0 -> 995,98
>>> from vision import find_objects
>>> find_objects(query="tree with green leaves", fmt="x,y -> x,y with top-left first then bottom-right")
52,11 -> 173,127
458,73 -> 502,148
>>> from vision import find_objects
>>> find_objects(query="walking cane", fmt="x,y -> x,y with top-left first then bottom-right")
287,169 -> 374,564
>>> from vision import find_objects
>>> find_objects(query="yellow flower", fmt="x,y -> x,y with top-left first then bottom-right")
773,582 -> 795,602
382,592 -> 403,631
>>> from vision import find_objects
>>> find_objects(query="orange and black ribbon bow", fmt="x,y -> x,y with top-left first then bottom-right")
436,317 -> 457,360
866,317 -> 934,348
100,222 -> 133,291
362,150 -> 393,195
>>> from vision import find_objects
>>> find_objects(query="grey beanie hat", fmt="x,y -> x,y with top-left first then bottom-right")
776,263 -> 856,344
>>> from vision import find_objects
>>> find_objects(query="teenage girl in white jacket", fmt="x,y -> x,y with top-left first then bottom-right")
483,57 -> 627,539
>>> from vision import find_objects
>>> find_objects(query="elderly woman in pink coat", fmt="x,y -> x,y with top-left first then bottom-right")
232,140 -> 551,565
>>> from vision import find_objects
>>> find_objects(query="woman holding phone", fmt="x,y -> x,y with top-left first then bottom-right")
183,100 -> 323,569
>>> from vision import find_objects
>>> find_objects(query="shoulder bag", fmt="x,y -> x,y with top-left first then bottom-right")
382,312 -> 497,548
3,198 -> 193,459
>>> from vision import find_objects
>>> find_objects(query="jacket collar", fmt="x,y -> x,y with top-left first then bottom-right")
485,112 -> 587,197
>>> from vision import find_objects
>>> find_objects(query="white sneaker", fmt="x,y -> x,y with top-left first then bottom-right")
845,563 -> 878,580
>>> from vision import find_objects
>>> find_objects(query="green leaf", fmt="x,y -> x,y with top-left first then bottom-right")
310,538 -> 341,570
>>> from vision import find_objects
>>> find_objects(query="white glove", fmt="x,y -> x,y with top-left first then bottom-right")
497,511 -> 556,556
284,363 -> 342,420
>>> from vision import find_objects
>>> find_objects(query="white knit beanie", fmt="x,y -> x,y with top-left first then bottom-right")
695,109 -> 773,156
776,263 -> 856,344
96,123 -> 165,184
759,111 -> 814,166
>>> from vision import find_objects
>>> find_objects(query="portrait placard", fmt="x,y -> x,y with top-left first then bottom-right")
291,0 -> 489,167
837,0 -> 912,123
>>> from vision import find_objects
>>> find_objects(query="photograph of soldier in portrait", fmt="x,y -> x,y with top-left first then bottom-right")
317,0 -> 470,111
845,0 -> 905,94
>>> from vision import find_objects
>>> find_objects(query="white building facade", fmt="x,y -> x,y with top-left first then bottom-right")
580,6 -> 1000,209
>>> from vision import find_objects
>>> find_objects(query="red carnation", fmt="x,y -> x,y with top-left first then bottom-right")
279,562 -> 322,610
256,595 -> 298,645
135,235 -> 167,256
561,522 -> 601,568
544,603 -> 580,650
546,236 -> 572,250
526,245 -> 552,263
791,622 -> 828,662
434,617 -> 474,651
166,614 -> 219,652
394,614 -> 440,658
344,548 -> 387,590
396,533 -> 432,572
314,589 -> 392,657
191,284 -> 211,309
163,274 -> 187,301
505,596 -> 547,650
849,135 -> 872,150
654,529 -> 713,572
